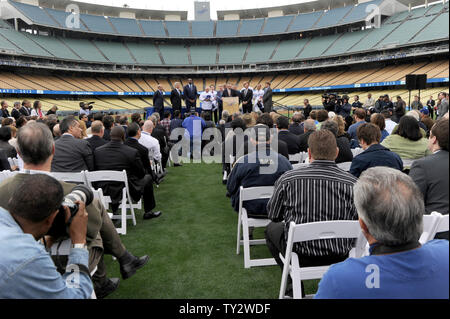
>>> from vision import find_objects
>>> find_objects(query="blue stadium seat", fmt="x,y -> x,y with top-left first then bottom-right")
9,0 -> 59,28
261,16 -> 293,34
126,43 -> 162,65
238,19 -> 264,36
245,41 -> 278,63
377,15 -> 435,47
139,20 -> 166,37
288,11 -> 323,32
80,14 -> 115,34
165,21 -> 190,37
0,28 -> 52,57
191,21 -> 214,37
314,6 -> 353,28
159,44 -> 189,64
409,12 -> 449,44
94,41 -> 136,64
271,39 -> 308,62
340,0 -> 383,24
190,45 -> 217,65
216,20 -> 239,37
109,17 -> 143,36
218,43 -> 247,64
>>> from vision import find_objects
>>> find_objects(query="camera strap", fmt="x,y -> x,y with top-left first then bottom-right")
369,241 -> 421,256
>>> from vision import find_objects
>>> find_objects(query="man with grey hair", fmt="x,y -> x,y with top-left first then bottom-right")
11,102 -> 21,120
139,120 -> 162,163
298,119 -> 316,152
437,92 -> 449,119
315,167 -> 449,299
86,120 -> 106,152
0,122 -> 150,298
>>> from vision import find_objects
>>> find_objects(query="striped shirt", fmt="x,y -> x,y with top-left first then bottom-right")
267,160 -> 358,257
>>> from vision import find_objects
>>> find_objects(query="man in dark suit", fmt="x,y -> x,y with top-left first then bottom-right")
19,100 -> 31,117
170,82 -> 183,113
51,116 -> 94,172
426,95 -> 435,119
86,120 -> 107,152
150,114 -> 169,169
288,112 -> 305,136
222,83 -> 239,99
302,99 -> 312,119
11,102 -> 21,120
276,116 -> 301,155
0,101 -> 10,118
94,126 -> 161,220
183,78 -> 198,112
153,85 -> 165,120
240,82 -> 253,114
263,82 -> 273,113
298,119 -> 316,152
410,119 -> 449,232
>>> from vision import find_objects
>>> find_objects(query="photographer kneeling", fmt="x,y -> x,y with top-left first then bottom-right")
0,174 -> 93,298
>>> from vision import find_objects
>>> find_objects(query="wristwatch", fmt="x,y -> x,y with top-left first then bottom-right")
72,243 -> 88,251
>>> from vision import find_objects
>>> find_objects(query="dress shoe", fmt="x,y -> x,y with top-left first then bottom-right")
120,255 -> 150,280
143,211 -> 162,220
95,277 -> 120,299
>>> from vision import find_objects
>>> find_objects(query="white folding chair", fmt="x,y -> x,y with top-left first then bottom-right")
85,170 -> 139,235
402,159 -> 415,169
288,153 -> 301,163
7,157 -> 15,168
351,148 -> 364,157
51,171 -> 88,185
436,214 -> 449,234
0,170 -> 19,183
236,186 -> 277,268
420,212 -> 445,244
279,220 -> 361,299
336,161 -> 352,172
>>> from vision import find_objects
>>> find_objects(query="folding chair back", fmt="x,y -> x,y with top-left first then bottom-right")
85,170 -> 137,235
336,162 -> 352,172
237,186 -> 277,268
420,212 -> 444,244
292,163 -> 309,170
436,214 -> 449,234
279,220 -> 361,299
351,148 -> 364,157
51,171 -> 87,185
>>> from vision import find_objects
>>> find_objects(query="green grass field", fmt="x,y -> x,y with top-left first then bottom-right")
103,163 -> 319,299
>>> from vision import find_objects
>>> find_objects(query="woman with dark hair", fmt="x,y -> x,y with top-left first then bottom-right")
30,100 -> 44,119
0,126 -> 17,158
381,116 -> 431,159
370,113 -> 389,142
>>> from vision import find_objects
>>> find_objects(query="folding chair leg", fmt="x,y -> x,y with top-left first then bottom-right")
279,258 -> 290,299
236,213 -> 242,255
242,216 -> 251,269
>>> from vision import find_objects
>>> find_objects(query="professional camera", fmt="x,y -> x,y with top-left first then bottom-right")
47,185 -> 94,238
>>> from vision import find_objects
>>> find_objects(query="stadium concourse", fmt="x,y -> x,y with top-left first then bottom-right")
0,0 -> 449,302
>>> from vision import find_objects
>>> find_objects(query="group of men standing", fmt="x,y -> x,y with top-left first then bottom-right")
153,79 -> 273,122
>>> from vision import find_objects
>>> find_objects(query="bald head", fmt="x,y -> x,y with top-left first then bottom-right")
91,120 -> 104,137
110,126 -> 125,141
142,120 -> 154,133
53,124 -> 61,137
17,122 -> 54,166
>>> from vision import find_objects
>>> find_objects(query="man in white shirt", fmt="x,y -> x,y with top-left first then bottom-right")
381,109 -> 396,134
139,120 -> 162,163
199,87 -> 214,117
363,93 -> 375,109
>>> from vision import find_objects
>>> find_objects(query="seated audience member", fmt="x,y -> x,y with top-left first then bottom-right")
169,110 -> 183,136
266,130 -> 358,294
409,119 -> 449,236
51,116 -> 94,172
320,120 -> 353,164
222,117 -> 248,175
16,116 -> 27,129
0,174 -> 93,298
53,124 -> 61,140
119,116 -> 129,139
125,123 -> 161,219
160,111 -> 171,137
139,120 -> 162,164
94,126 -> 162,220
419,108 -> 435,133
370,113 -> 389,142
315,109 -> 329,130
350,123 -> 403,178
8,126 -> 17,150
333,115 -> 351,141
381,116 -> 432,159
0,126 -> 17,158
348,108 -> 366,141
315,167 -> 449,299
130,112 -> 142,125
255,113 -> 289,160
276,116 -> 301,155
397,111 -> 428,136
381,109 -> 396,134
227,125 -> 292,218
288,112 -> 305,135
0,123 -> 149,298
242,113 -> 255,129
102,115 -> 114,141
298,119 -> 316,152
86,120 -> 107,152
151,114 -> 169,168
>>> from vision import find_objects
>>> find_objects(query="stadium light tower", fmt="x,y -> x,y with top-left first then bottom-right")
194,1 -> 211,21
